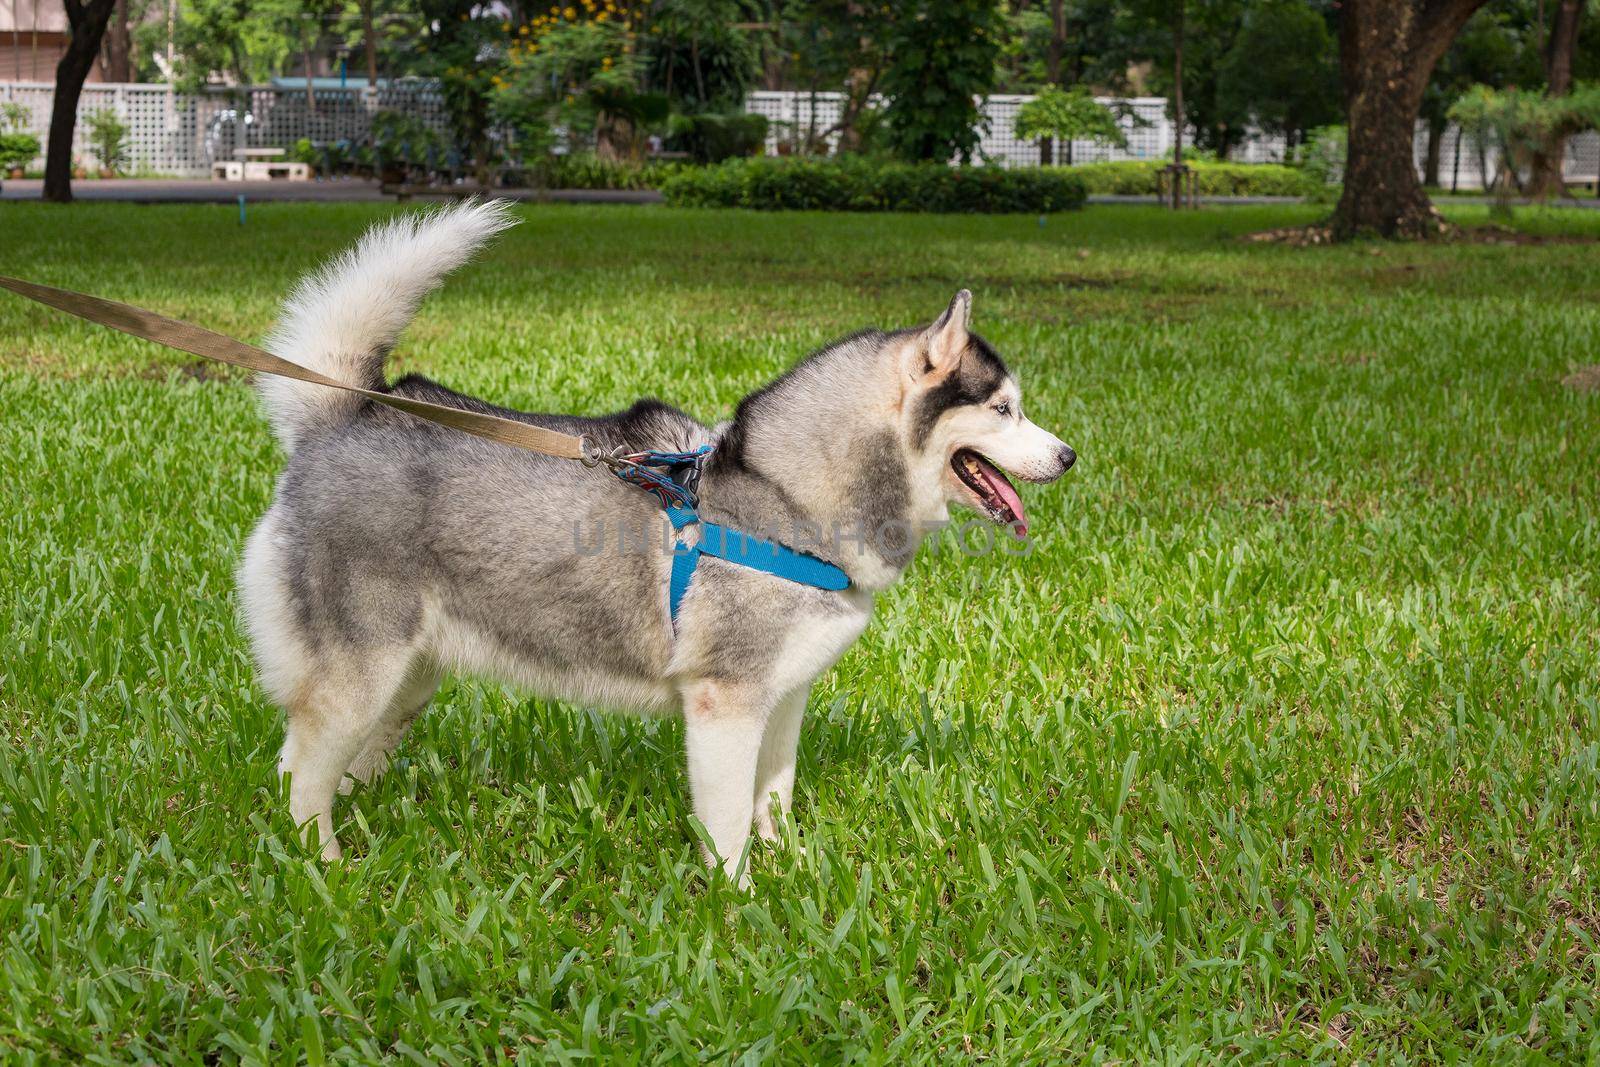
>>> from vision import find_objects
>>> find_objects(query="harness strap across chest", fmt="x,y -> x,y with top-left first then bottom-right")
605,446 -> 851,626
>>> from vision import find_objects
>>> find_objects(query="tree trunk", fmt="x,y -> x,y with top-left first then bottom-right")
1046,0 -> 1064,86
1331,0 -> 1489,239
1527,0 -> 1582,199
303,32 -> 316,112
1170,0 -> 1184,209
44,0 -> 118,203
1423,116 -> 1445,187
361,0 -> 378,87
99,0 -> 132,82
1039,137 -> 1052,166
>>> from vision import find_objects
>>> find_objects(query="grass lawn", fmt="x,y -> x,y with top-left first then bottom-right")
1,201 -> 1598,1062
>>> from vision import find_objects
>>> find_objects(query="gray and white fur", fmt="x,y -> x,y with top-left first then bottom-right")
240,200 -> 1074,882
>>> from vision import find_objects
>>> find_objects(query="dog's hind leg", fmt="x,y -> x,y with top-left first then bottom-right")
341,663 -> 442,794
753,686 -> 808,842
277,650 -> 415,860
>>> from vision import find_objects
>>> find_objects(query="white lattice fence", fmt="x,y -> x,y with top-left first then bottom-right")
746,91 -> 1198,168
745,89 -> 1600,191
2,81 -> 450,176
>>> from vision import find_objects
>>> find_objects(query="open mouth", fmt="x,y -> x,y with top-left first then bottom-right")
951,449 -> 1027,537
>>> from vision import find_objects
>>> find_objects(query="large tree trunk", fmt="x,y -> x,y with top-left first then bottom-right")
44,0 -> 118,203
1331,0 -> 1489,239
1527,0 -> 1582,199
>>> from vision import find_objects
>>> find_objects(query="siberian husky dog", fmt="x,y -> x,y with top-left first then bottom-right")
240,200 -> 1074,881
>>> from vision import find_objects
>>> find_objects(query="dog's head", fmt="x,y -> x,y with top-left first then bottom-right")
896,290 -> 1074,538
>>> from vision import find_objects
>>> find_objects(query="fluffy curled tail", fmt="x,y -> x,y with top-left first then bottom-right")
257,198 -> 518,453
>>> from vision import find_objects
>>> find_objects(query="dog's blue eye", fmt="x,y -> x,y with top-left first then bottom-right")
994,402 -> 1012,417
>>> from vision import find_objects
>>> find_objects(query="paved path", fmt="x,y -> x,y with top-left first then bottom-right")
4,178 -> 1599,209
0,179 -> 663,204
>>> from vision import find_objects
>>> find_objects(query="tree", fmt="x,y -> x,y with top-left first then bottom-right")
649,0 -> 761,114
1330,0 -> 1492,240
43,0 -> 119,203
1451,81 -> 1600,203
1527,0 -> 1586,197
775,0 -> 895,153
1216,0 -> 1339,151
1014,84 -> 1127,165
1420,7 -> 1536,188
880,0 -> 1002,162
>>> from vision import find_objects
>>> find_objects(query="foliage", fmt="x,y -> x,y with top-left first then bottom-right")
401,0 -> 508,171
661,156 -> 1086,211
880,0 -> 1003,162
1,102 -> 30,134
369,109 -> 445,168
0,106 -> 40,172
1014,85 -> 1128,149
1422,5 -> 1542,137
4,201 -> 1600,1061
769,0 -> 896,153
494,16 -> 659,159
1214,0 -> 1339,146
1296,124 -> 1346,202
1447,82 -> 1600,193
646,0 -> 762,113
1065,159 -> 1317,197
666,110 -> 769,163
84,109 -> 131,174
0,133 -> 41,172
524,152 -> 690,189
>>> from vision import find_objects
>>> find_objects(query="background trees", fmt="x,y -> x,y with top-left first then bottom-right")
31,0 -> 1600,235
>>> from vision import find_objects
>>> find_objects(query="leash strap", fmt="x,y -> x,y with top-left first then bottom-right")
0,274 -> 852,626
0,275 -> 589,461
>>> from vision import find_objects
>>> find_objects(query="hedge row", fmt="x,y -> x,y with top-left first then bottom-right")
660,157 -> 1088,213
528,154 -> 692,190
1063,160 -> 1319,197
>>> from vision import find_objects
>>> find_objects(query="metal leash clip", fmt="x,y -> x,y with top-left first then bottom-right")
578,434 -> 632,471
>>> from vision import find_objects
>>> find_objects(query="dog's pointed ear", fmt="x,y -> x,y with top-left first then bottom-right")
923,290 -> 972,375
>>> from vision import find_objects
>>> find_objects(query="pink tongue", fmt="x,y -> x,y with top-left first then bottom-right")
975,456 -> 1027,537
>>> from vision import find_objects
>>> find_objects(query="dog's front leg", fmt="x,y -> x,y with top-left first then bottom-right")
681,680 -> 768,887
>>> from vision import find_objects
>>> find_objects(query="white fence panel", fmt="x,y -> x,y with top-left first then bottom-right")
2,81 -> 450,176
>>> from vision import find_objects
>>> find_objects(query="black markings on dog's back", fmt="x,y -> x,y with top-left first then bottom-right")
911,334 -> 1008,449
386,375 -> 697,453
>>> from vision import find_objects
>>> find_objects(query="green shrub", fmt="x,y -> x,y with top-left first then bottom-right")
660,157 -> 1087,213
0,132 -> 41,172
1065,160 -> 1318,197
528,153 -> 690,190
666,111 -> 769,164
84,108 -> 130,174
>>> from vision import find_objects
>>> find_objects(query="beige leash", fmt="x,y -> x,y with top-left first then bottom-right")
0,275 -> 594,462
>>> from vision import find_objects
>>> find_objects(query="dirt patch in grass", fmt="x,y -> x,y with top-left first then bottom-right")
140,359 -> 231,383
1562,365 -> 1600,392
1243,222 -> 1600,247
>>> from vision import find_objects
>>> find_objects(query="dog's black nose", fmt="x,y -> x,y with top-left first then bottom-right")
1059,446 -> 1076,471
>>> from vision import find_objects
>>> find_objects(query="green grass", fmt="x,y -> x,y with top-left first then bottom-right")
2,201 -> 1599,1062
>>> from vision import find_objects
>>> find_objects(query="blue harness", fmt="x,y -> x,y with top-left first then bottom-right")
603,446 -> 851,625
